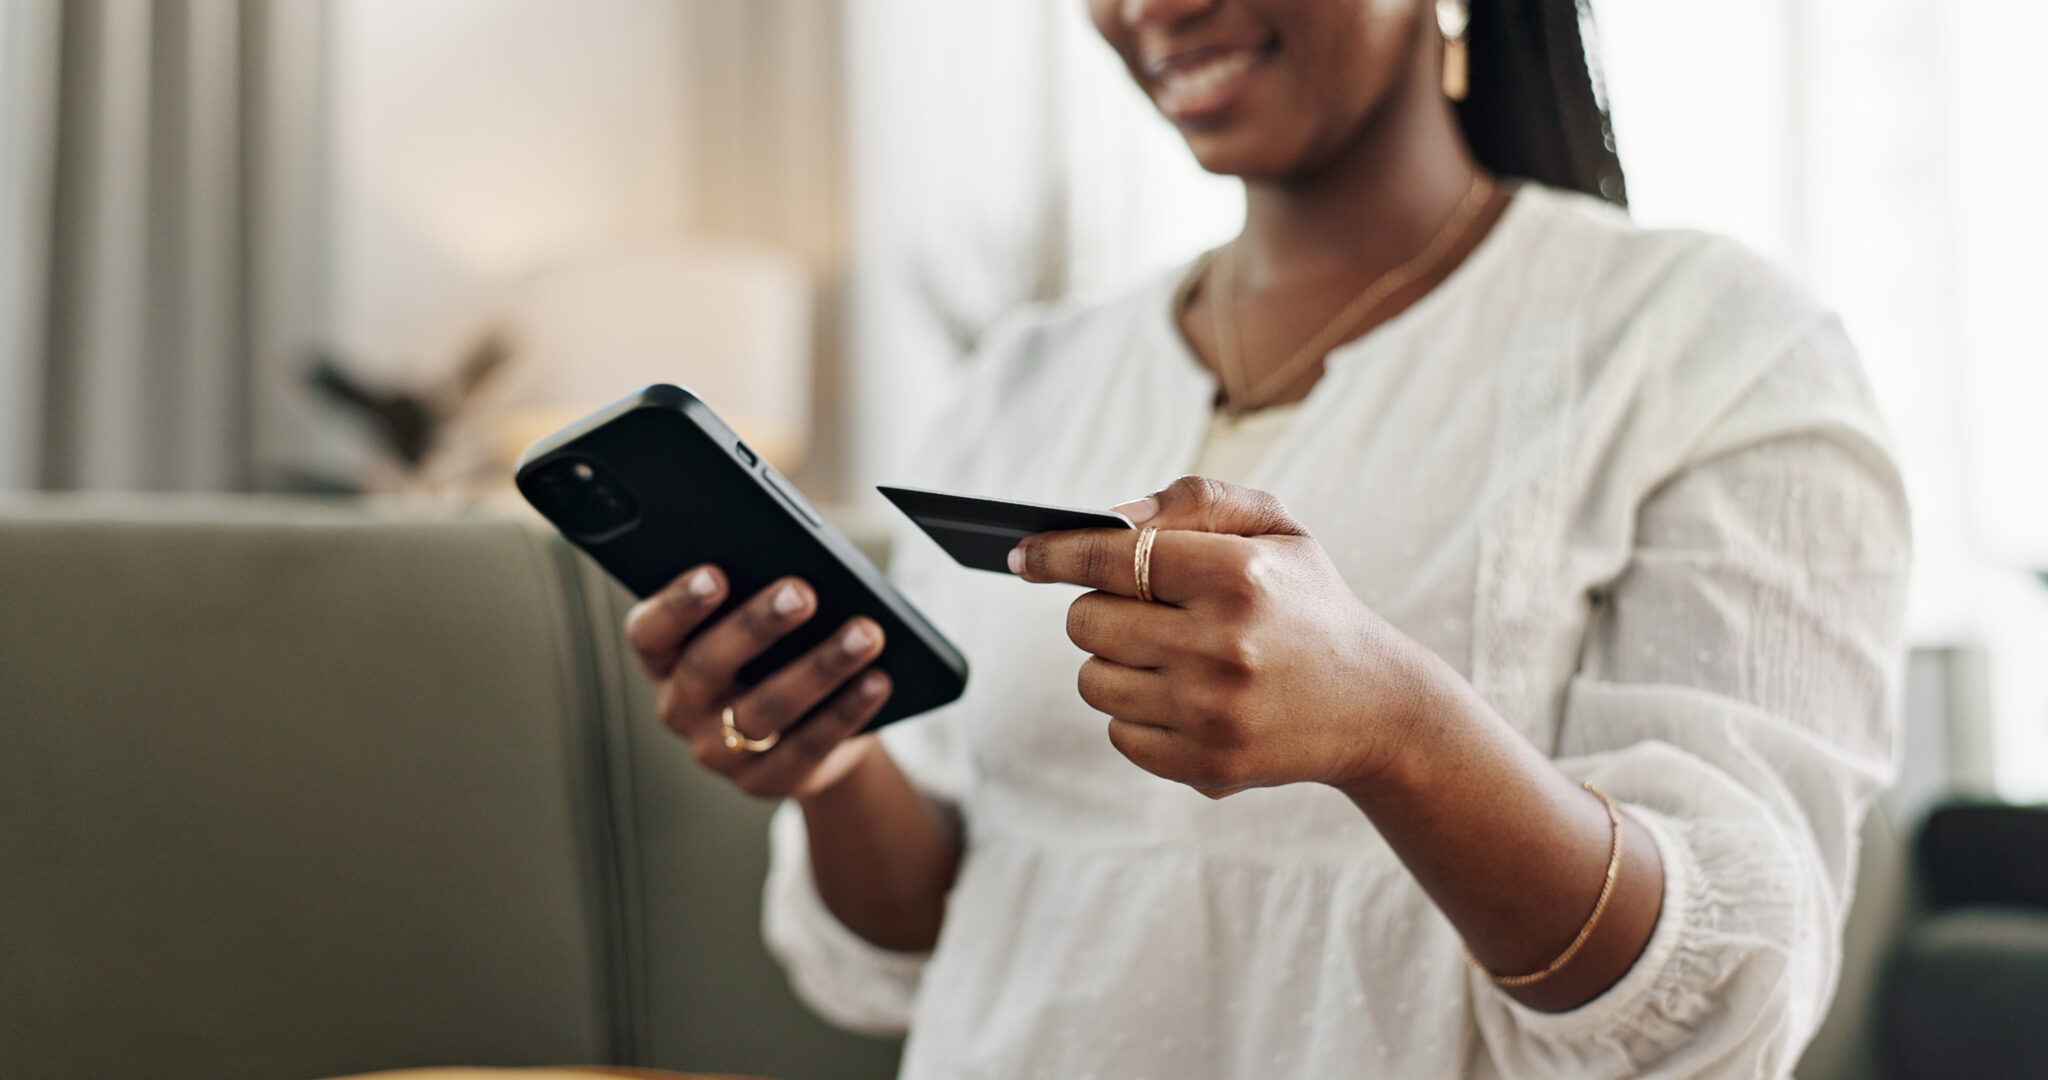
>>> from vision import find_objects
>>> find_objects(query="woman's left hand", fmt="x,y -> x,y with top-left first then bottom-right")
1009,475 -> 1438,798
1016,476 -> 1667,1011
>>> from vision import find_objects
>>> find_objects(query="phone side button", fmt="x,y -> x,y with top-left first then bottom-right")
734,441 -> 758,467
763,469 -> 822,528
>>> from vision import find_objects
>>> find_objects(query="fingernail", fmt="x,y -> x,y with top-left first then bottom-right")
1113,496 -> 1159,524
841,623 -> 874,654
1006,545 -> 1025,575
686,568 -> 718,599
861,670 -> 887,698
773,582 -> 806,616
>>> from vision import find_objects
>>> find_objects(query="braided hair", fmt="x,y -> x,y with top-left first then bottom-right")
1454,0 -> 1628,206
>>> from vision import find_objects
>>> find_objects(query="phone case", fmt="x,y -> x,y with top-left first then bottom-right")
515,385 -> 968,732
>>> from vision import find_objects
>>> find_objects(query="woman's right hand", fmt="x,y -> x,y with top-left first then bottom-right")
630,564 -> 961,951
625,564 -> 893,800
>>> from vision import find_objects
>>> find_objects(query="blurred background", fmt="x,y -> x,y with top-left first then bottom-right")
2,2 -> 2047,1078
6,0 -> 2043,800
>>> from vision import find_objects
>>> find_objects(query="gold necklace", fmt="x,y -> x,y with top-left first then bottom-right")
1211,174 -> 1497,414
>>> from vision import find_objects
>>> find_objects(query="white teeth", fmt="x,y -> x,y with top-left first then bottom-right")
1156,51 -> 1257,113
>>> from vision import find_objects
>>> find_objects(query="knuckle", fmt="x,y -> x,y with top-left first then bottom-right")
1171,474 -> 1218,508
1158,672 -> 1194,717
1195,753 -> 1247,792
688,736 -> 722,770
804,703 -> 864,752
1190,687 -> 1247,739
742,693 -> 790,735
1241,546 -> 1281,592
1081,534 -> 1117,585
794,651 -> 835,684
1207,632 -> 1259,679
1104,718 -> 1145,761
659,707 -> 690,740
860,671 -> 894,712
1019,539 -> 1047,580
623,613 -> 659,658
626,613 -> 678,666
809,641 -> 853,683
1188,698 -> 1228,739
732,772 -> 780,800
1254,492 -> 1294,526
832,677 -> 878,721
671,641 -> 718,684
658,584 -> 696,622
1178,755 -> 1226,790
1066,596 -> 1104,647
655,683 -> 690,734
1256,493 -> 1308,537
1075,659 -> 1109,711
792,714 -> 843,755
1021,538 -> 1053,582
1213,542 -> 1261,596
741,600 -> 782,641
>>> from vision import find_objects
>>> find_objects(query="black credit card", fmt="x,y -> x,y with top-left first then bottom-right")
877,485 -> 1135,573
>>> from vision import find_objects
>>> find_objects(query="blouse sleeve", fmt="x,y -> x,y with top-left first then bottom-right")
760,715 -> 964,1034
756,309 -> 1048,1032
1471,317 -> 1912,1077
758,513 -> 974,1033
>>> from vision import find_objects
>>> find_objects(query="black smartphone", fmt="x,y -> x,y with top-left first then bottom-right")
515,384 -> 968,732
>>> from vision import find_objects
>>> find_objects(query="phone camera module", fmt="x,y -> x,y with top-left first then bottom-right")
531,456 -> 640,539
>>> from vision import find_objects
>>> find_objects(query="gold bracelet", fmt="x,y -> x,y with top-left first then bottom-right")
1462,781 -> 1624,988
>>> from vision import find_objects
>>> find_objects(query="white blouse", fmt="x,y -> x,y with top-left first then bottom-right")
763,185 -> 1911,1079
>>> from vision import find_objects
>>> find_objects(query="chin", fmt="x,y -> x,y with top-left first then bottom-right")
1182,126 -> 1321,182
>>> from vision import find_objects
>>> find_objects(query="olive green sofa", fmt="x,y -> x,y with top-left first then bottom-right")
0,496 -> 901,1080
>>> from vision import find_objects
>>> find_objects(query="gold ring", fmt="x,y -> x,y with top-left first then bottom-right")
721,703 -> 780,753
1133,526 -> 1158,603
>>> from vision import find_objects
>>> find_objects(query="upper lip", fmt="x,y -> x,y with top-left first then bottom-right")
1141,41 -> 1271,80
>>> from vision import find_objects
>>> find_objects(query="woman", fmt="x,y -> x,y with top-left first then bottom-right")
624,1 -> 1909,1076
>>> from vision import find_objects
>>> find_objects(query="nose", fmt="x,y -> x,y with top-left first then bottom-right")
1116,0 -> 1216,30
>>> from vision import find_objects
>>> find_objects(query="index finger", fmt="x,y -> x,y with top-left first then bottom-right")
1012,527 -> 1222,604
625,565 -> 727,679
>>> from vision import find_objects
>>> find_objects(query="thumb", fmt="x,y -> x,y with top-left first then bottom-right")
1112,476 -> 1308,538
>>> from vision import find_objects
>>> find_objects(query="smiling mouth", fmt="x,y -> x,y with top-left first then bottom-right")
1148,43 -> 1275,123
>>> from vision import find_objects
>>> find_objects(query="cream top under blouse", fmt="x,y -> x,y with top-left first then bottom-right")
1190,402 -> 1305,487
762,184 -> 1912,1079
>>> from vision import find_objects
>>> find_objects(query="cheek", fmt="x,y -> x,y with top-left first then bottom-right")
1199,1 -> 1420,176
1085,0 -> 1129,54
1297,1 -> 1417,107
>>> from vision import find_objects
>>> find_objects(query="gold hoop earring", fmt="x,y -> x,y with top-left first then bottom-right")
1437,0 -> 1470,102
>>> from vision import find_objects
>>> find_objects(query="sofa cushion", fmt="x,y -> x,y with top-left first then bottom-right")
1876,906 -> 2048,1080
0,498 -> 619,1080
561,556 -> 902,1080
1916,802 -> 2048,911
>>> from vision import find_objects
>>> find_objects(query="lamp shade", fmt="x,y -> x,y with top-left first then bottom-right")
482,241 -> 814,470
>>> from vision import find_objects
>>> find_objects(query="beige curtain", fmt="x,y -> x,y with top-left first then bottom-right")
676,0 -> 853,497
0,0 -> 326,491
0,0 -> 61,489
678,0 -> 847,269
